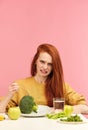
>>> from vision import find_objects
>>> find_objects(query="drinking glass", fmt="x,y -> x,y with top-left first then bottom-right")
53,97 -> 65,112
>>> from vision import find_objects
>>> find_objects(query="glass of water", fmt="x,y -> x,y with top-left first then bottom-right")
53,97 -> 65,112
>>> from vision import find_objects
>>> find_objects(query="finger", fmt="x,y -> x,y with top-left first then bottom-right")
11,82 -> 18,86
9,83 -> 19,91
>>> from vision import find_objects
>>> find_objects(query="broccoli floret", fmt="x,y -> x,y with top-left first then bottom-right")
19,95 -> 38,114
32,104 -> 38,113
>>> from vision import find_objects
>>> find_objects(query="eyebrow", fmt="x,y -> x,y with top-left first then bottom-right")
40,59 -> 52,64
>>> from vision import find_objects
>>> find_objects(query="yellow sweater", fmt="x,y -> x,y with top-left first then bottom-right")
7,77 -> 86,109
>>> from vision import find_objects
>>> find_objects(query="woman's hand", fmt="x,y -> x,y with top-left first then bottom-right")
73,104 -> 88,114
0,83 -> 19,113
8,82 -> 19,97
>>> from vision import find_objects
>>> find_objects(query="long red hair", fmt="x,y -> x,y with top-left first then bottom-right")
31,43 -> 64,106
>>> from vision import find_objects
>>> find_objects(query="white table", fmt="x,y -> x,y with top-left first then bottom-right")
0,114 -> 88,130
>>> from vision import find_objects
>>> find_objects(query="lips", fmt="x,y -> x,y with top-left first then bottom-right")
40,69 -> 48,74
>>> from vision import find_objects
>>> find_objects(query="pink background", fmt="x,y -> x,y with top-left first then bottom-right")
0,0 -> 88,102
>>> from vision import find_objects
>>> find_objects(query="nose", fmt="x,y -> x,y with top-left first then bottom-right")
43,63 -> 48,69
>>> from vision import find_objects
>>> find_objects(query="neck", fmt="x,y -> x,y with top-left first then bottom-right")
34,74 -> 47,84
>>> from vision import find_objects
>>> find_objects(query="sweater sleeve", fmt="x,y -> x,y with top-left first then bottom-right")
63,83 -> 87,105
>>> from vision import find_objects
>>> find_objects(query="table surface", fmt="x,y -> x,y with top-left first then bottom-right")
0,114 -> 88,130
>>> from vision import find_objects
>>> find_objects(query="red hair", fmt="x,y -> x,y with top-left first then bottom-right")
31,43 -> 64,106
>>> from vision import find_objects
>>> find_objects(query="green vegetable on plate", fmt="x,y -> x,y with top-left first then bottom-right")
19,95 -> 38,114
46,112 -> 66,119
60,114 -> 83,122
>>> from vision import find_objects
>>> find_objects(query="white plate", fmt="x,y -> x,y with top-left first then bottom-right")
58,120 -> 86,124
57,114 -> 88,124
21,105 -> 52,117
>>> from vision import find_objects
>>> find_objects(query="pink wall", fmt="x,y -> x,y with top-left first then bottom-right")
0,0 -> 88,102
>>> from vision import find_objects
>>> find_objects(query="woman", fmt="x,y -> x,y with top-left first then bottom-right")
1,43 -> 88,113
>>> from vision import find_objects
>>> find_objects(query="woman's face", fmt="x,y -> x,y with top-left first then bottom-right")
36,52 -> 53,77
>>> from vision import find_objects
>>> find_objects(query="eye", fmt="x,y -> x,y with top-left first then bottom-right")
48,63 -> 52,67
40,60 -> 45,64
